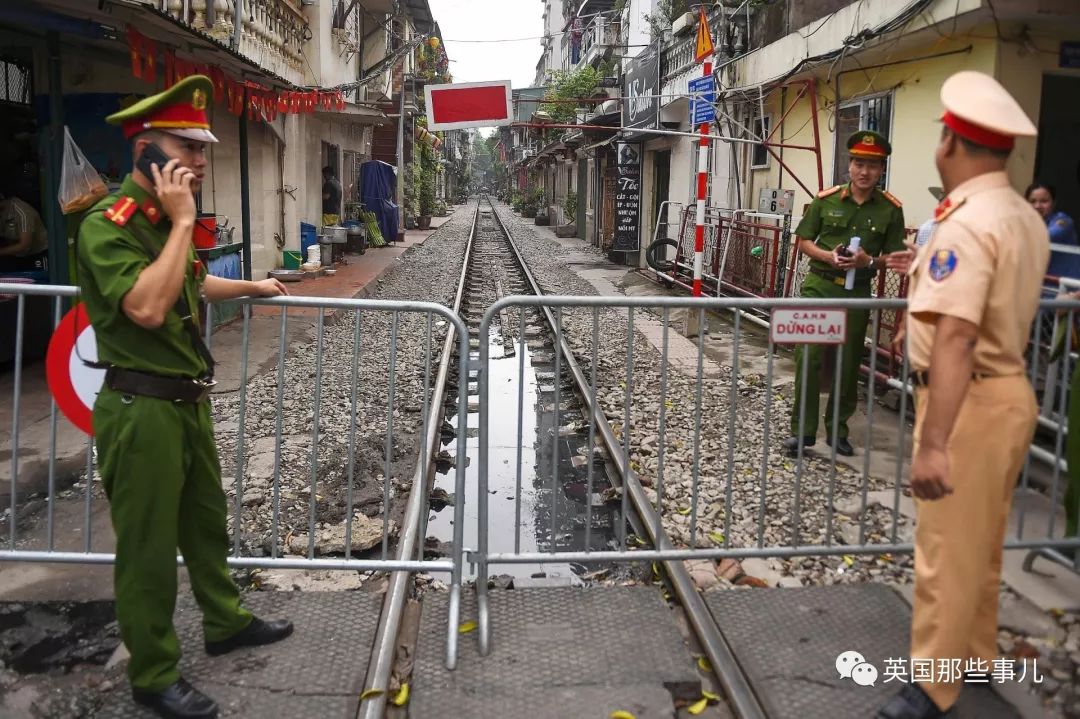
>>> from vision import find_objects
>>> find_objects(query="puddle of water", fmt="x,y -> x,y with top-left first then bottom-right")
426,319 -> 621,580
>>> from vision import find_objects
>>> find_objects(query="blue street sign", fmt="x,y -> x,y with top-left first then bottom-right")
689,76 -> 715,125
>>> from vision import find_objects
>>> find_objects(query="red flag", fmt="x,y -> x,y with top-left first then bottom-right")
209,66 -> 226,103
164,49 -> 175,87
127,27 -> 144,79
143,38 -> 157,84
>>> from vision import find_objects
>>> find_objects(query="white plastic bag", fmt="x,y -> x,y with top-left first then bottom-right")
58,127 -> 107,215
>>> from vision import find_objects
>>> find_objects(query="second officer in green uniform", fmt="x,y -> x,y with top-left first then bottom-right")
783,130 -> 906,457
77,76 -> 293,719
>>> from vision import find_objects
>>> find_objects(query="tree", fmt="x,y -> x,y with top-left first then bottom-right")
540,66 -> 601,126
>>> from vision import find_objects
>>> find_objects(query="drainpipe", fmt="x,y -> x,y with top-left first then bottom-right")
239,87 -> 253,281
396,50 -> 406,240
231,0 -> 243,51
45,31 -> 67,286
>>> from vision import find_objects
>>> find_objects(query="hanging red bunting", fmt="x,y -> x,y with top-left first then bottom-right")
124,25 -> 348,123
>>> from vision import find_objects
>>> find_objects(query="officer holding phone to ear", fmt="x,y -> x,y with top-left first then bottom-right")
77,76 -> 292,719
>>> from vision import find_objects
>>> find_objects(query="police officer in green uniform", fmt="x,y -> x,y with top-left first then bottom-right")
77,76 -> 293,719
783,130 -> 906,457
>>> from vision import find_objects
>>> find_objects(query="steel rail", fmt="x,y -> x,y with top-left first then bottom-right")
482,199 -> 768,719
357,201 -> 479,718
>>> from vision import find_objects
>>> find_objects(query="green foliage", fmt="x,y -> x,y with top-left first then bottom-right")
564,192 -> 578,223
418,139 -> 438,217
540,66 -> 601,125
403,159 -> 421,219
644,0 -> 688,42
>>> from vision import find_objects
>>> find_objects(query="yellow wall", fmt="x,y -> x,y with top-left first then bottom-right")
744,23 -> 1080,230
744,34 -> 1000,229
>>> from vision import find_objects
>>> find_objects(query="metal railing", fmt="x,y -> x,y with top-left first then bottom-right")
580,15 -> 619,68
471,294 -> 1080,648
0,282 -> 469,664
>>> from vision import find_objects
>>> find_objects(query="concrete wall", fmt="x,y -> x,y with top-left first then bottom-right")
624,0 -> 657,61
736,0 -> 982,88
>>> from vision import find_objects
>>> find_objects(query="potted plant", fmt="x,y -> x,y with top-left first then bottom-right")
418,163 -> 436,230
403,159 -> 421,229
556,193 -> 578,237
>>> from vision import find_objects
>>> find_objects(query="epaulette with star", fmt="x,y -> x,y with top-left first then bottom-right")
933,197 -> 966,223
881,190 -> 902,208
103,196 -> 138,227
817,185 -> 842,199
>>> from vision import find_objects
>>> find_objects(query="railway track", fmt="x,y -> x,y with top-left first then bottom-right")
357,197 -> 767,718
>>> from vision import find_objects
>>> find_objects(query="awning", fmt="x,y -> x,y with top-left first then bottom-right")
315,102 -> 386,124
581,135 -> 618,152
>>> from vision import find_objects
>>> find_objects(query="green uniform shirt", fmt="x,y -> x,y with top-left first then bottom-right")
76,175 -> 208,378
795,184 -> 906,283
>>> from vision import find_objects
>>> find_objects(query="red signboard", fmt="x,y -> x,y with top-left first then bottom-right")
425,80 -> 513,131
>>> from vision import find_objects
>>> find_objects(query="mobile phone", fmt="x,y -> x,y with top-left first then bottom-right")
136,142 -> 177,180
837,246 -> 852,258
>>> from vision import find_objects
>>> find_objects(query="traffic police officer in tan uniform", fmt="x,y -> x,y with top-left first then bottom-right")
877,72 -> 1047,719
78,76 -> 293,719
784,130 -> 906,457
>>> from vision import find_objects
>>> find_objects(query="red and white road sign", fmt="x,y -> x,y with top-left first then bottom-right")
425,80 -> 513,131
46,305 -> 106,435
770,308 -> 847,345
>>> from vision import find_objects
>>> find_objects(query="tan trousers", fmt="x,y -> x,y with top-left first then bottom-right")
911,375 -> 1036,710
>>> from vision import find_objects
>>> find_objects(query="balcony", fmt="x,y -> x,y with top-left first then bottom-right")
158,0 -> 309,86
580,15 -> 619,68
659,33 -> 695,110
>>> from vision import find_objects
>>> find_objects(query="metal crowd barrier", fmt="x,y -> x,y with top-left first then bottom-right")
0,282 -> 470,664
472,295 -> 1080,647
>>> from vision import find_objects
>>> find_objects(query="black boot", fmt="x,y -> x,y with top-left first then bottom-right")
205,616 -> 294,656
132,678 -> 218,719
876,684 -> 946,719
826,436 -> 855,456
783,435 -> 816,456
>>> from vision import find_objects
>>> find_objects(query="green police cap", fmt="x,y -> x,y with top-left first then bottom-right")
106,75 -> 218,143
846,129 -> 891,159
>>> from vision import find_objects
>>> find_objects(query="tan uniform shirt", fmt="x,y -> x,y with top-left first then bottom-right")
907,171 -> 1048,375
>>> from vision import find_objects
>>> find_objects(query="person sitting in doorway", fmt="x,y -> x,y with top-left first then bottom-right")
0,181 -> 48,272
1026,181 -> 1079,283
322,165 -> 342,226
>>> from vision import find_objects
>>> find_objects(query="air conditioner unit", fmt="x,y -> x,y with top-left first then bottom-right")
672,12 -> 696,36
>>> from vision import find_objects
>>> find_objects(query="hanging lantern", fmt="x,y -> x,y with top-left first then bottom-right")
428,36 -> 440,49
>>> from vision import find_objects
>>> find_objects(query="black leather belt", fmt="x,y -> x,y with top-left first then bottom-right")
910,370 -> 992,387
808,267 -> 870,289
105,366 -> 216,403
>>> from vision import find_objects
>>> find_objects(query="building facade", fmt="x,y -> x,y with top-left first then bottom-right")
0,0 -> 446,289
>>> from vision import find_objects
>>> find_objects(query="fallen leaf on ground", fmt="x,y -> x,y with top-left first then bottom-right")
392,683 -> 409,706
688,697 -> 708,715
458,620 -> 477,634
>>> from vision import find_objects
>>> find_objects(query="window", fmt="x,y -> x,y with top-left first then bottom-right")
0,59 -> 30,106
832,92 -> 893,186
750,114 -> 772,169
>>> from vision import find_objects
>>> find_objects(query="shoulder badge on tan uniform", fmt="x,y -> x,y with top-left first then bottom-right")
933,197 -> 967,223
817,185 -> 842,199
104,197 -> 138,227
881,190 -> 902,208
